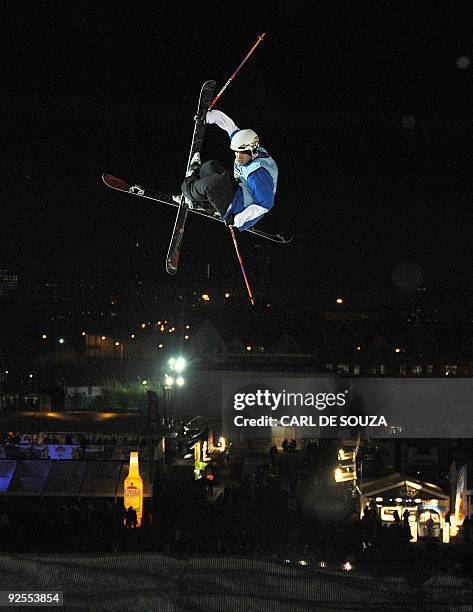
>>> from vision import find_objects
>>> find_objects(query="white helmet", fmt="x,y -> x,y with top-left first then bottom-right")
230,129 -> 260,158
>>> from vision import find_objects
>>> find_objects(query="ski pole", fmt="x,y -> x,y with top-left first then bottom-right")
208,33 -> 266,110
228,225 -> 255,306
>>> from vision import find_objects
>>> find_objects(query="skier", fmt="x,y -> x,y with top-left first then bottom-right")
175,109 -> 278,231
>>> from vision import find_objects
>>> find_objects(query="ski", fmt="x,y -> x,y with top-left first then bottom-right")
102,173 -> 292,244
165,80 -> 216,274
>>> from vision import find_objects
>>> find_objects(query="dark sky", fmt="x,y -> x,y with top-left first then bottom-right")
3,1 -> 472,301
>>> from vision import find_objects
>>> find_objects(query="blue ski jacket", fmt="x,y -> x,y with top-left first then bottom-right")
206,110 -> 278,231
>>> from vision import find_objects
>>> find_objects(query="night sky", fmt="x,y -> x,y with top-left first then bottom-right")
3,1 -> 472,302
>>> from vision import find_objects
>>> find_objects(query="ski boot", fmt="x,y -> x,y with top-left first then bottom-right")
186,152 -> 201,177
172,194 -> 194,207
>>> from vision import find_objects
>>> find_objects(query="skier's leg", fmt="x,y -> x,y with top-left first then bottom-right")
173,166 -> 209,209
199,160 -> 237,217
180,168 -> 214,212
175,160 -> 236,216
199,159 -> 225,177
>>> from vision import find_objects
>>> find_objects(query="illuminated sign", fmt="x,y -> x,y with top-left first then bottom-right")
124,452 -> 143,526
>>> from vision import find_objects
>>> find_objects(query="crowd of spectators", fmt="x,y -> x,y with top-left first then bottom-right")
0,432 -> 150,460
1,439 -> 473,575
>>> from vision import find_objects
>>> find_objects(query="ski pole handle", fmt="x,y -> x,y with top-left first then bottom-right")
208,33 -> 266,110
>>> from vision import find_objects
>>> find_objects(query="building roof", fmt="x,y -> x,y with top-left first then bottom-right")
361,472 -> 449,500
0,458 -> 152,497
0,411 -> 151,434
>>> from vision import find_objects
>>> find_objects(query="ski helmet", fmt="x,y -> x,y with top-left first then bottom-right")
230,129 -> 260,158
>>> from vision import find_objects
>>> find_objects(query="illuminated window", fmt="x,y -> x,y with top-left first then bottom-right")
201,294 -> 210,301
0,270 -> 18,296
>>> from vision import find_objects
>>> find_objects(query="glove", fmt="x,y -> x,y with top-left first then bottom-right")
194,108 -> 208,126
205,110 -> 219,124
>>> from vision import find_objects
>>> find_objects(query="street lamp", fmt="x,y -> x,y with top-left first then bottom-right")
163,373 -> 174,428
163,357 -> 186,428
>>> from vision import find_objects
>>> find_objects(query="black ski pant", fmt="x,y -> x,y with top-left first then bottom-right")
181,159 -> 238,216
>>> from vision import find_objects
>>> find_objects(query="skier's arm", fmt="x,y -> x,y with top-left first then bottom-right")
233,168 -> 275,231
206,110 -> 239,138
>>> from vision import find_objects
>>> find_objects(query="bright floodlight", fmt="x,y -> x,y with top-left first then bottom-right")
176,376 -> 185,387
170,356 -> 186,373
164,373 -> 174,387
175,357 -> 186,372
